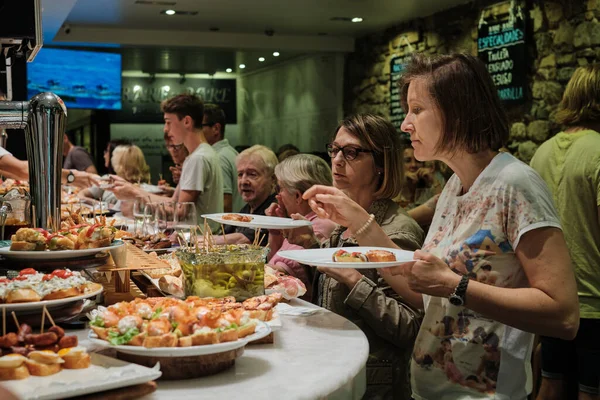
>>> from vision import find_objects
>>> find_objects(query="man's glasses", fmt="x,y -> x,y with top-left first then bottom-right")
326,144 -> 372,161
166,143 -> 185,151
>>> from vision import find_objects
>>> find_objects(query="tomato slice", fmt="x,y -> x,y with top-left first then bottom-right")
51,269 -> 72,279
13,276 -> 28,281
42,274 -> 53,281
19,268 -> 37,276
0,278 -> 10,283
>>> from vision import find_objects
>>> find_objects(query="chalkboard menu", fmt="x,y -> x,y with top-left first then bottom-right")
111,77 -> 237,124
477,3 -> 527,105
389,54 -> 413,136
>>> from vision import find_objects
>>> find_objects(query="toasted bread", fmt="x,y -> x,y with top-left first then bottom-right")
218,328 -> 238,343
90,325 -> 111,340
0,364 -> 30,380
6,288 -> 42,303
42,286 -> 80,301
237,322 -> 257,338
127,332 -> 147,347
25,359 -> 61,376
142,333 -> 178,348
9,241 -> 37,251
190,331 -> 219,346
62,352 -> 91,369
366,249 -> 396,262
87,237 -> 111,249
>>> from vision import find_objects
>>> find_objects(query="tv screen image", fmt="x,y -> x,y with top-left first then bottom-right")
27,48 -> 122,110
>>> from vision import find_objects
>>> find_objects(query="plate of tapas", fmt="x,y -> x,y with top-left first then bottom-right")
86,294 -> 280,357
0,224 -> 125,260
277,246 -> 414,269
202,213 -> 313,230
0,268 -> 103,311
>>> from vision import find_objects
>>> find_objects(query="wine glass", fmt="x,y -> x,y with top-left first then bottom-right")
132,196 -> 147,236
174,202 -> 197,242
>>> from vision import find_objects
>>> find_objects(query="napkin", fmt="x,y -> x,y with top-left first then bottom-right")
275,303 -> 319,316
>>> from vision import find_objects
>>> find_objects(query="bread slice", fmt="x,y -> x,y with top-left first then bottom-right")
127,332 -> 147,347
25,359 -> 61,376
9,241 -> 37,251
218,328 -> 239,343
237,322 -> 257,338
142,333 -> 178,348
42,286 -> 80,301
190,331 -> 219,346
62,352 -> 91,369
0,364 -> 30,380
90,325 -> 111,340
88,237 -> 111,249
6,288 -> 42,303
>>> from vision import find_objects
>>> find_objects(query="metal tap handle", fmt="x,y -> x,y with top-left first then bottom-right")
0,203 -> 12,240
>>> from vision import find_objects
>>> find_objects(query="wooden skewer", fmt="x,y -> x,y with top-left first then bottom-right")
221,223 -> 227,244
41,305 -> 46,334
2,307 -> 5,336
44,307 -> 56,327
11,312 -> 19,333
32,205 -> 37,229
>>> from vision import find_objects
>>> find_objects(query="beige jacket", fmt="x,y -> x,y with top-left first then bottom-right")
313,199 -> 425,400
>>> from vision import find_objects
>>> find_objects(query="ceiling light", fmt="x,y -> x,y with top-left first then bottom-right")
351,17 -> 363,23
226,68 -> 232,73
165,9 -> 176,15
162,85 -> 170,91
258,57 -> 265,62
239,64 -> 246,69
133,85 -> 141,92
272,52 -> 280,57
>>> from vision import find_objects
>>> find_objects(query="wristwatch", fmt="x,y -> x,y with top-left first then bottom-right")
449,274 -> 469,306
66,170 -> 75,183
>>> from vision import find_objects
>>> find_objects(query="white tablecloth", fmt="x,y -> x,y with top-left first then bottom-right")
78,299 -> 369,400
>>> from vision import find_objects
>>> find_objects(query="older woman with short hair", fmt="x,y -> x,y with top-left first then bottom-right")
265,154 -> 337,294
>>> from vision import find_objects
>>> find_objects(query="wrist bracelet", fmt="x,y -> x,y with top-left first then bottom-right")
351,214 -> 375,240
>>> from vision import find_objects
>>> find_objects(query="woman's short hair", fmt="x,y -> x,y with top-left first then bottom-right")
237,145 -> 278,177
400,53 -> 509,154
111,145 -> 151,183
333,114 -> 403,200
275,154 -> 332,194
105,139 -> 131,174
554,64 -> 600,126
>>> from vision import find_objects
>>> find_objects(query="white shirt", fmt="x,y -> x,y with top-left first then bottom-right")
178,142 -> 224,233
411,153 -> 561,400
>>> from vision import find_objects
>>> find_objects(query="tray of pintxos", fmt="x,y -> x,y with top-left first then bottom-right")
121,232 -> 174,254
0,218 -> 125,260
277,246 -> 414,269
202,213 -> 313,230
0,268 -> 103,312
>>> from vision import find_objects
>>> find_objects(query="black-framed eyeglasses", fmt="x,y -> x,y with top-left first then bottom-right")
326,143 -> 372,161
166,143 -> 185,151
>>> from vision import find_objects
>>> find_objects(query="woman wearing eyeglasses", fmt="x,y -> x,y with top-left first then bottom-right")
292,114 -> 425,400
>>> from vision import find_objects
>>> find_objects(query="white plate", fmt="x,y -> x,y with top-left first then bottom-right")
0,240 -> 125,260
277,246 -> 414,269
140,183 -> 163,194
0,284 -> 103,312
88,320 -> 272,357
2,352 -> 161,400
202,213 -> 312,230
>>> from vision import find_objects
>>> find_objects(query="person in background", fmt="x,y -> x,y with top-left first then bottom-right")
79,144 -> 151,204
301,53 -> 579,400
109,94 -> 223,232
276,143 -> 300,162
208,145 -> 278,245
63,133 -> 98,174
265,154 -> 337,295
103,139 -> 131,175
288,114 -> 424,400
531,64 -> 600,400
202,104 -> 244,213
163,132 -> 189,187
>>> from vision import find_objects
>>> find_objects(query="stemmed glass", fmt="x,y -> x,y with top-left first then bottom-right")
174,202 -> 197,243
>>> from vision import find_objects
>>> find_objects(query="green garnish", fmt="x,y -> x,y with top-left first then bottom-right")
171,321 -> 179,329
89,316 -> 105,327
108,327 -> 139,345
151,307 -> 163,320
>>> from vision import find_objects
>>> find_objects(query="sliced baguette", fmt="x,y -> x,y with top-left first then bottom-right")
6,288 -> 42,303
62,352 -> 91,369
142,333 -> 178,348
0,364 -> 29,380
25,359 -> 61,376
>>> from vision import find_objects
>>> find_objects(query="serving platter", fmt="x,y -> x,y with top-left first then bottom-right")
1,352 -> 161,400
0,240 -> 125,260
277,246 -> 415,269
202,213 -> 312,230
0,284 -> 103,312
88,320 -> 272,357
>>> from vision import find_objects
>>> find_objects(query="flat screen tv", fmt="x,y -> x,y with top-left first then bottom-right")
27,48 -> 122,110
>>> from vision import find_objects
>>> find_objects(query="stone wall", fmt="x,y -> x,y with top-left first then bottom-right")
345,0 -> 599,162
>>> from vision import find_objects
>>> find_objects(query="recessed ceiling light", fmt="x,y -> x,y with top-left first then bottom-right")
351,17 -> 363,23
258,57 -> 265,62
239,64 -> 246,69
273,51 -> 280,57
165,9 -> 176,15
162,85 -> 170,91
133,85 -> 141,92
226,68 -> 232,73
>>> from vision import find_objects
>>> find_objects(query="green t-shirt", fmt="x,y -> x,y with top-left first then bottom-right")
531,130 -> 600,318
